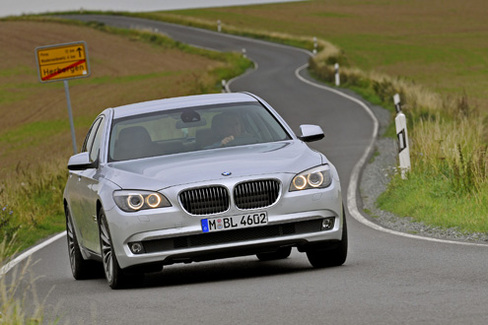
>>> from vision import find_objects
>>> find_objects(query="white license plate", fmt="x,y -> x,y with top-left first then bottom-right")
201,212 -> 268,233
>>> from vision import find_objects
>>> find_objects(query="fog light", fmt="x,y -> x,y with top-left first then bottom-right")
321,217 -> 335,230
130,242 -> 144,254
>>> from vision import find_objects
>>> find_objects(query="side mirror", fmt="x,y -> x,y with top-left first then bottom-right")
67,152 -> 98,171
298,124 -> 325,142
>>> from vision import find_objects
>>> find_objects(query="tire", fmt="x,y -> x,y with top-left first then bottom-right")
306,209 -> 348,268
65,207 -> 99,280
98,209 -> 127,289
256,247 -> 292,261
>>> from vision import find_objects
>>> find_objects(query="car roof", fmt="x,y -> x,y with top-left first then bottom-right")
110,92 -> 258,119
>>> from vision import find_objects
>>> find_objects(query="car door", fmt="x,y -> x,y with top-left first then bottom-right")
68,115 -> 106,253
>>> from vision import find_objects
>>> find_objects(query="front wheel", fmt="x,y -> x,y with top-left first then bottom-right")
306,209 -> 348,268
99,209 -> 127,289
66,207 -> 99,279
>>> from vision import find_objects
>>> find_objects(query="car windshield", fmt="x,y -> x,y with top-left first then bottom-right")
108,102 -> 292,161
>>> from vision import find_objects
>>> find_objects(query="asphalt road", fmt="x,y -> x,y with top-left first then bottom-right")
14,15 -> 488,324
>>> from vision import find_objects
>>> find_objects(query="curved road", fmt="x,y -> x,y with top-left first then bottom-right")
15,15 -> 488,324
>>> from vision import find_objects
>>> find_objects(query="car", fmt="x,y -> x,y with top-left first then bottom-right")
63,92 -> 347,289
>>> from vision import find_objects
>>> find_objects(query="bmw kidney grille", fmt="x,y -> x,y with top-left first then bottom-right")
234,179 -> 280,210
179,179 -> 280,215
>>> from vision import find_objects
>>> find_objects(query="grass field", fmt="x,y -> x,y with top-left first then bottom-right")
162,0 -> 488,110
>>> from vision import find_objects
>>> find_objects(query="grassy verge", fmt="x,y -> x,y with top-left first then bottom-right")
377,174 -> 488,234
0,16 -> 252,257
0,158 -> 67,257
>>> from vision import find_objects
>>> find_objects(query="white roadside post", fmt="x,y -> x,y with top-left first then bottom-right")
394,93 -> 411,179
334,63 -> 340,86
313,37 -> 317,55
217,20 -> 221,32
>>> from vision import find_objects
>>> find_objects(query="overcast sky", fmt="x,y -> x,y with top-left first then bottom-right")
1,0 -> 303,17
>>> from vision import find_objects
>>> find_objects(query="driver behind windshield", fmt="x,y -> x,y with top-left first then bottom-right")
210,112 -> 245,147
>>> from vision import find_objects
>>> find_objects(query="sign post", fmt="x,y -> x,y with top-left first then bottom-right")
63,80 -> 77,154
35,41 -> 91,153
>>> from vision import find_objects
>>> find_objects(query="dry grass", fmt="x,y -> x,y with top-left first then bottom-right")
412,116 -> 488,190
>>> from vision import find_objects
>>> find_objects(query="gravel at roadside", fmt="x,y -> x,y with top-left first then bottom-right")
349,92 -> 488,245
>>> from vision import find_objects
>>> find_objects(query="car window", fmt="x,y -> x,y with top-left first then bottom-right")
109,102 -> 291,161
81,117 -> 102,153
90,117 -> 105,162
81,116 -> 105,162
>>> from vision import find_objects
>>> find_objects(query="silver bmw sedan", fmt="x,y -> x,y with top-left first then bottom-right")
63,92 -> 347,289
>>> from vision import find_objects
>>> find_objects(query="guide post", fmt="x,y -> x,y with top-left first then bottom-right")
334,63 -> 340,86
394,94 -> 411,179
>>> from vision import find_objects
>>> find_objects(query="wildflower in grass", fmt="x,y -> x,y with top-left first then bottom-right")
0,205 -> 18,244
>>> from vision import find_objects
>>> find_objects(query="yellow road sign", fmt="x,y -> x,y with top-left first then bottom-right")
35,41 -> 90,82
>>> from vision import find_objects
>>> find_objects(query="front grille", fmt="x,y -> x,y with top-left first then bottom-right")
142,219 -> 323,253
179,186 -> 229,215
234,179 -> 280,210
179,179 -> 281,216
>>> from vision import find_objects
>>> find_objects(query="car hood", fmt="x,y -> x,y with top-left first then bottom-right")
105,141 -> 325,190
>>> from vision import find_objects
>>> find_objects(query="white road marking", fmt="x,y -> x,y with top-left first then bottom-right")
0,232 -> 67,277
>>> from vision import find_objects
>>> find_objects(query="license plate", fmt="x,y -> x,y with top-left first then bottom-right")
201,212 -> 268,233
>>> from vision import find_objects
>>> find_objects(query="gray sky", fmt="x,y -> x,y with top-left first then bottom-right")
1,0 -> 303,18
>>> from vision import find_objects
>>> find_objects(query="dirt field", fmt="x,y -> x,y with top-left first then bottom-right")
0,20 -> 223,178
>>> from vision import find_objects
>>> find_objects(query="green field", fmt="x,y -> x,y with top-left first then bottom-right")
161,0 -> 488,110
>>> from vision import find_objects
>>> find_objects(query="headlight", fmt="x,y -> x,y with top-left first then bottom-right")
113,190 -> 171,212
290,165 -> 332,191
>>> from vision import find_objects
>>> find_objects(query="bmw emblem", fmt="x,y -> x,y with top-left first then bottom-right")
222,171 -> 232,176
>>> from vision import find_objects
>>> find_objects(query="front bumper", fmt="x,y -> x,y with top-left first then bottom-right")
105,175 -> 343,269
